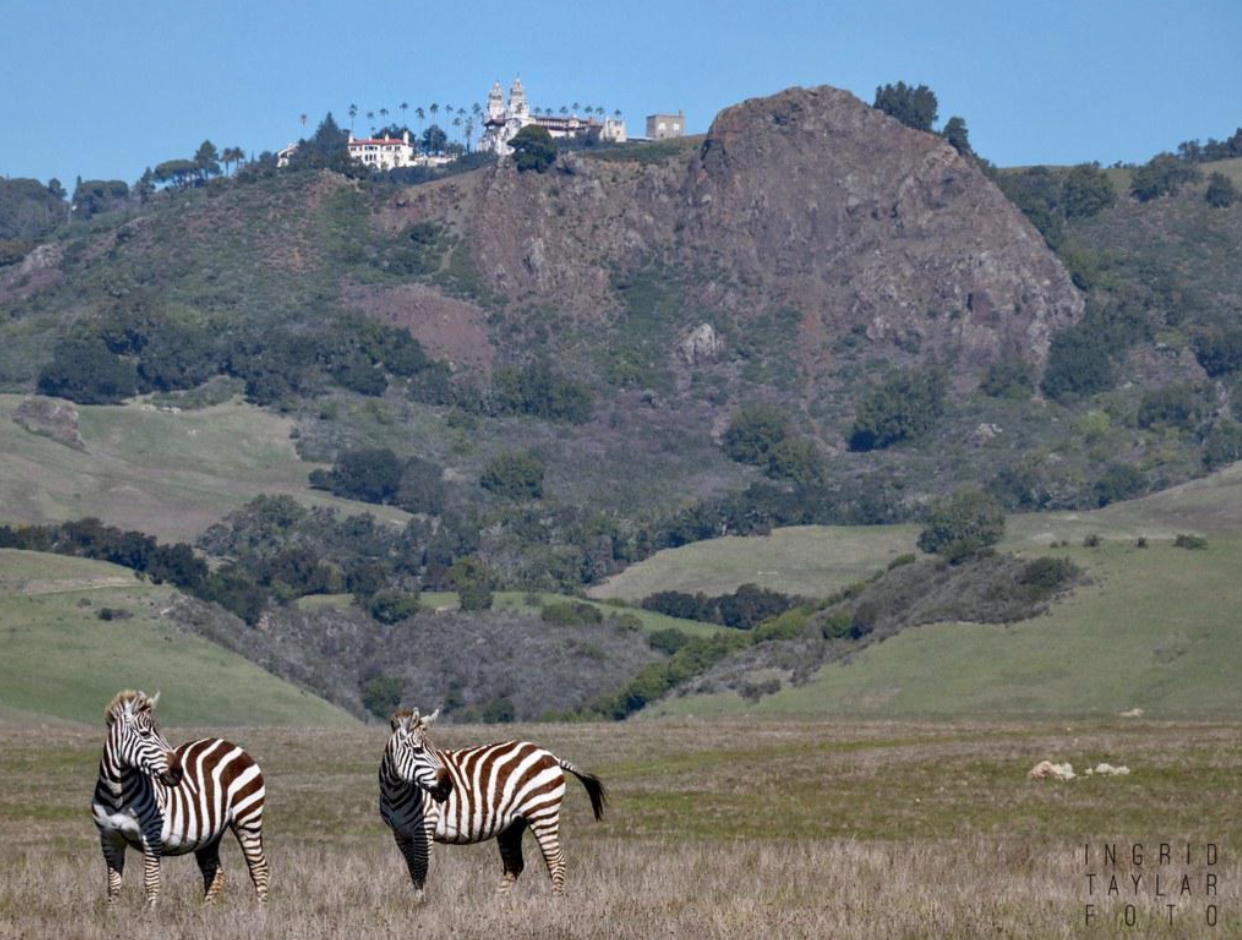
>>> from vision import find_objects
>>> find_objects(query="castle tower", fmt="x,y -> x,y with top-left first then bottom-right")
487,81 -> 505,121
509,77 -> 528,119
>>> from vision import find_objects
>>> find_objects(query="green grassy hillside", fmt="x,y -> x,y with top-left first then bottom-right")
649,534 -> 1242,718
0,394 -> 409,541
0,549 -> 355,726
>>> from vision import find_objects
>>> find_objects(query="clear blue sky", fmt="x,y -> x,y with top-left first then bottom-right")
2,0 -> 1239,187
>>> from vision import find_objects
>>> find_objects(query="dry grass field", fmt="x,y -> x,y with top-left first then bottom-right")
1,716 -> 1238,939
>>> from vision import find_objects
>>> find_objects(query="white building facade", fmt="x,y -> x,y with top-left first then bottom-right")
478,78 -> 627,156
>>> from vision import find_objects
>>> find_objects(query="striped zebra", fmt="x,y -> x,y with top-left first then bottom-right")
379,708 -> 606,898
90,690 -> 269,907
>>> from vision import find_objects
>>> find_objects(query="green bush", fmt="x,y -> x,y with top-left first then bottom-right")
37,339 -> 138,404
1194,329 -> 1242,377
764,437 -> 825,486
1173,534 -> 1208,551
1203,420 -> 1242,470
361,674 -> 404,718
849,367 -> 947,451
509,125 -> 557,173
1205,172 -> 1237,209
491,362 -> 593,423
540,601 -> 603,626
449,557 -> 494,611
647,628 -> 692,655
370,590 -> 421,625
1137,383 -> 1200,431
1017,557 -> 1080,595
819,609 -> 854,640
1130,154 -> 1201,202
480,452 -> 544,500
1093,463 -> 1146,507
322,448 -> 404,504
722,403 -> 790,465
1040,327 -> 1115,402
980,357 -> 1036,399
917,487 -> 1005,560
887,553 -> 917,571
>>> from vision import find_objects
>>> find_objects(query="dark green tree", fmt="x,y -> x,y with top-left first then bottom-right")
941,116 -> 971,155
1205,172 -> 1237,208
917,487 -> 1005,560
37,338 -> 138,404
1130,153 -> 1201,202
509,125 -> 557,173
480,452 -> 544,500
722,403 -> 790,465
449,557 -> 494,611
421,124 -> 448,155
194,140 -> 221,180
873,82 -> 938,132
849,367 -> 948,451
1062,164 -> 1116,219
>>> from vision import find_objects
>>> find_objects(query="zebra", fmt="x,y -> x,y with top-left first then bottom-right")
379,707 -> 606,899
90,690 -> 269,907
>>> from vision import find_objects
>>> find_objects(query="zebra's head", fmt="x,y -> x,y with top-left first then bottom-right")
104,690 -> 183,787
388,708 -> 451,803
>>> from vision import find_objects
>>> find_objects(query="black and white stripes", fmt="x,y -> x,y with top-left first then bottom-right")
379,707 -> 606,897
90,690 -> 268,906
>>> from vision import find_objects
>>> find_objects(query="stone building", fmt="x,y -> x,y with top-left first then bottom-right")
646,111 -> 686,140
479,78 -> 627,156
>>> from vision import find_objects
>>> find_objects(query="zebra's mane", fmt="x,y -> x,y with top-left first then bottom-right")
104,689 -> 152,723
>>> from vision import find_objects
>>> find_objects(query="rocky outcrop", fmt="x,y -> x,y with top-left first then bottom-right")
14,396 -> 85,450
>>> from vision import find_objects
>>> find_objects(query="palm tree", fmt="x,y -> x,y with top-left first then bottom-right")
379,107 -> 389,132
614,108 -> 622,119
560,105 -> 568,115
348,103 -> 358,131
471,101 -> 482,118
416,107 -> 426,131
465,117 -> 475,152
430,103 -> 439,125
400,102 -> 409,128
572,101 -> 580,116
366,111 -> 375,133
453,115 -> 463,144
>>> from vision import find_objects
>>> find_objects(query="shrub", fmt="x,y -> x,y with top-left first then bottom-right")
1173,534 -> 1208,551
849,367 -> 947,451
872,81 -> 937,131
1040,328 -> 1115,402
717,583 -> 796,629
331,357 -> 387,397
722,404 -> 790,465
1137,383 -> 1200,431
1136,536 -> 1148,548
541,601 -> 603,626
1203,420 -> 1242,470
361,674 -> 403,718
819,609 -> 854,640
887,553 -> 917,571
1093,463 -> 1146,507
480,452 -> 544,500
980,357 -> 1036,399
370,590 -> 421,625
395,456 -> 447,515
491,363 -> 592,422
96,607 -> 133,622
1130,153 -> 1201,202
1061,163 -> 1117,219
647,628 -> 692,655
481,697 -> 517,723
324,448 -> 404,505
1205,172 -> 1237,209
764,437 -> 826,486
1194,329 -> 1242,377
642,590 -> 708,621
917,487 -> 1005,560
1083,533 -> 1102,548
1017,556 -> 1080,594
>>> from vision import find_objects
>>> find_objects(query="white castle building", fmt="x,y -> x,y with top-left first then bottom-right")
346,131 -> 453,171
478,78 -> 626,156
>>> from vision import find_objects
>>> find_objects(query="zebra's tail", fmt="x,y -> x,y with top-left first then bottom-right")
558,759 -> 607,821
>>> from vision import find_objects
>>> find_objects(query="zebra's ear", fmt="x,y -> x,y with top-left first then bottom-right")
147,690 -> 161,710
424,708 -> 440,727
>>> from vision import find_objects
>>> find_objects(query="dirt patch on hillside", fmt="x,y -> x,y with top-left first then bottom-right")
342,283 -> 494,367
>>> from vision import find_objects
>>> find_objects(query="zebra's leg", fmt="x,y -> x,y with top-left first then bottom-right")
529,816 -> 567,896
100,833 -> 126,904
195,837 -> 226,903
496,819 -> 527,896
141,844 -> 162,908
393,829 -> 430,902
232,822 -> 270,903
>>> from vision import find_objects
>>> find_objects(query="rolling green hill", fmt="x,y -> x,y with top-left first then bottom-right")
0,549 -> 355,726
0,394 -> 409,542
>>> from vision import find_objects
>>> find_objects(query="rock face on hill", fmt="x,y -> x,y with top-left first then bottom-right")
409,84 -> 1084,384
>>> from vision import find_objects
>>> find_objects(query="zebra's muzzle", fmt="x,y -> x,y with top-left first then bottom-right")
159,759 -> 183,787
429,773 -> 452,803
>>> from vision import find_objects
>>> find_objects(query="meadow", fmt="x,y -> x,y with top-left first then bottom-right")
0,716 -> 1237,939
0,394 -> 409,542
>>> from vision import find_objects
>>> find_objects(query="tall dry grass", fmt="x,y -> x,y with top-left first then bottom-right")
1,717 -> 1238,938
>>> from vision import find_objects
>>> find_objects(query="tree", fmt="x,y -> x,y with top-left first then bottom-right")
449,557 -> 494,611
348,103 -> 358,130
37,338 -> 138,404
764,437 -> 825,486
873,82 -> 938,132
1040,327 -> 1115,401
509,125 -> 557,173
849,367 -> 948,451
325,448 -> 404,504
941,116 -> 971,155
1062,163 -> 1116,218
1205,172 -> 1237,208
194,140 -> 221,180
361,674 -> 403,718
917,487 -> 1005,561
1130,153 -> 1201,202
980,357 -> 1035,399
480,452 -> 544,500
421,124 -> 448,155
722,403 -> 790,465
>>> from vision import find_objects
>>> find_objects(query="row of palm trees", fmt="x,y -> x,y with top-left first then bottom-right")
341,100 -> 625,151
